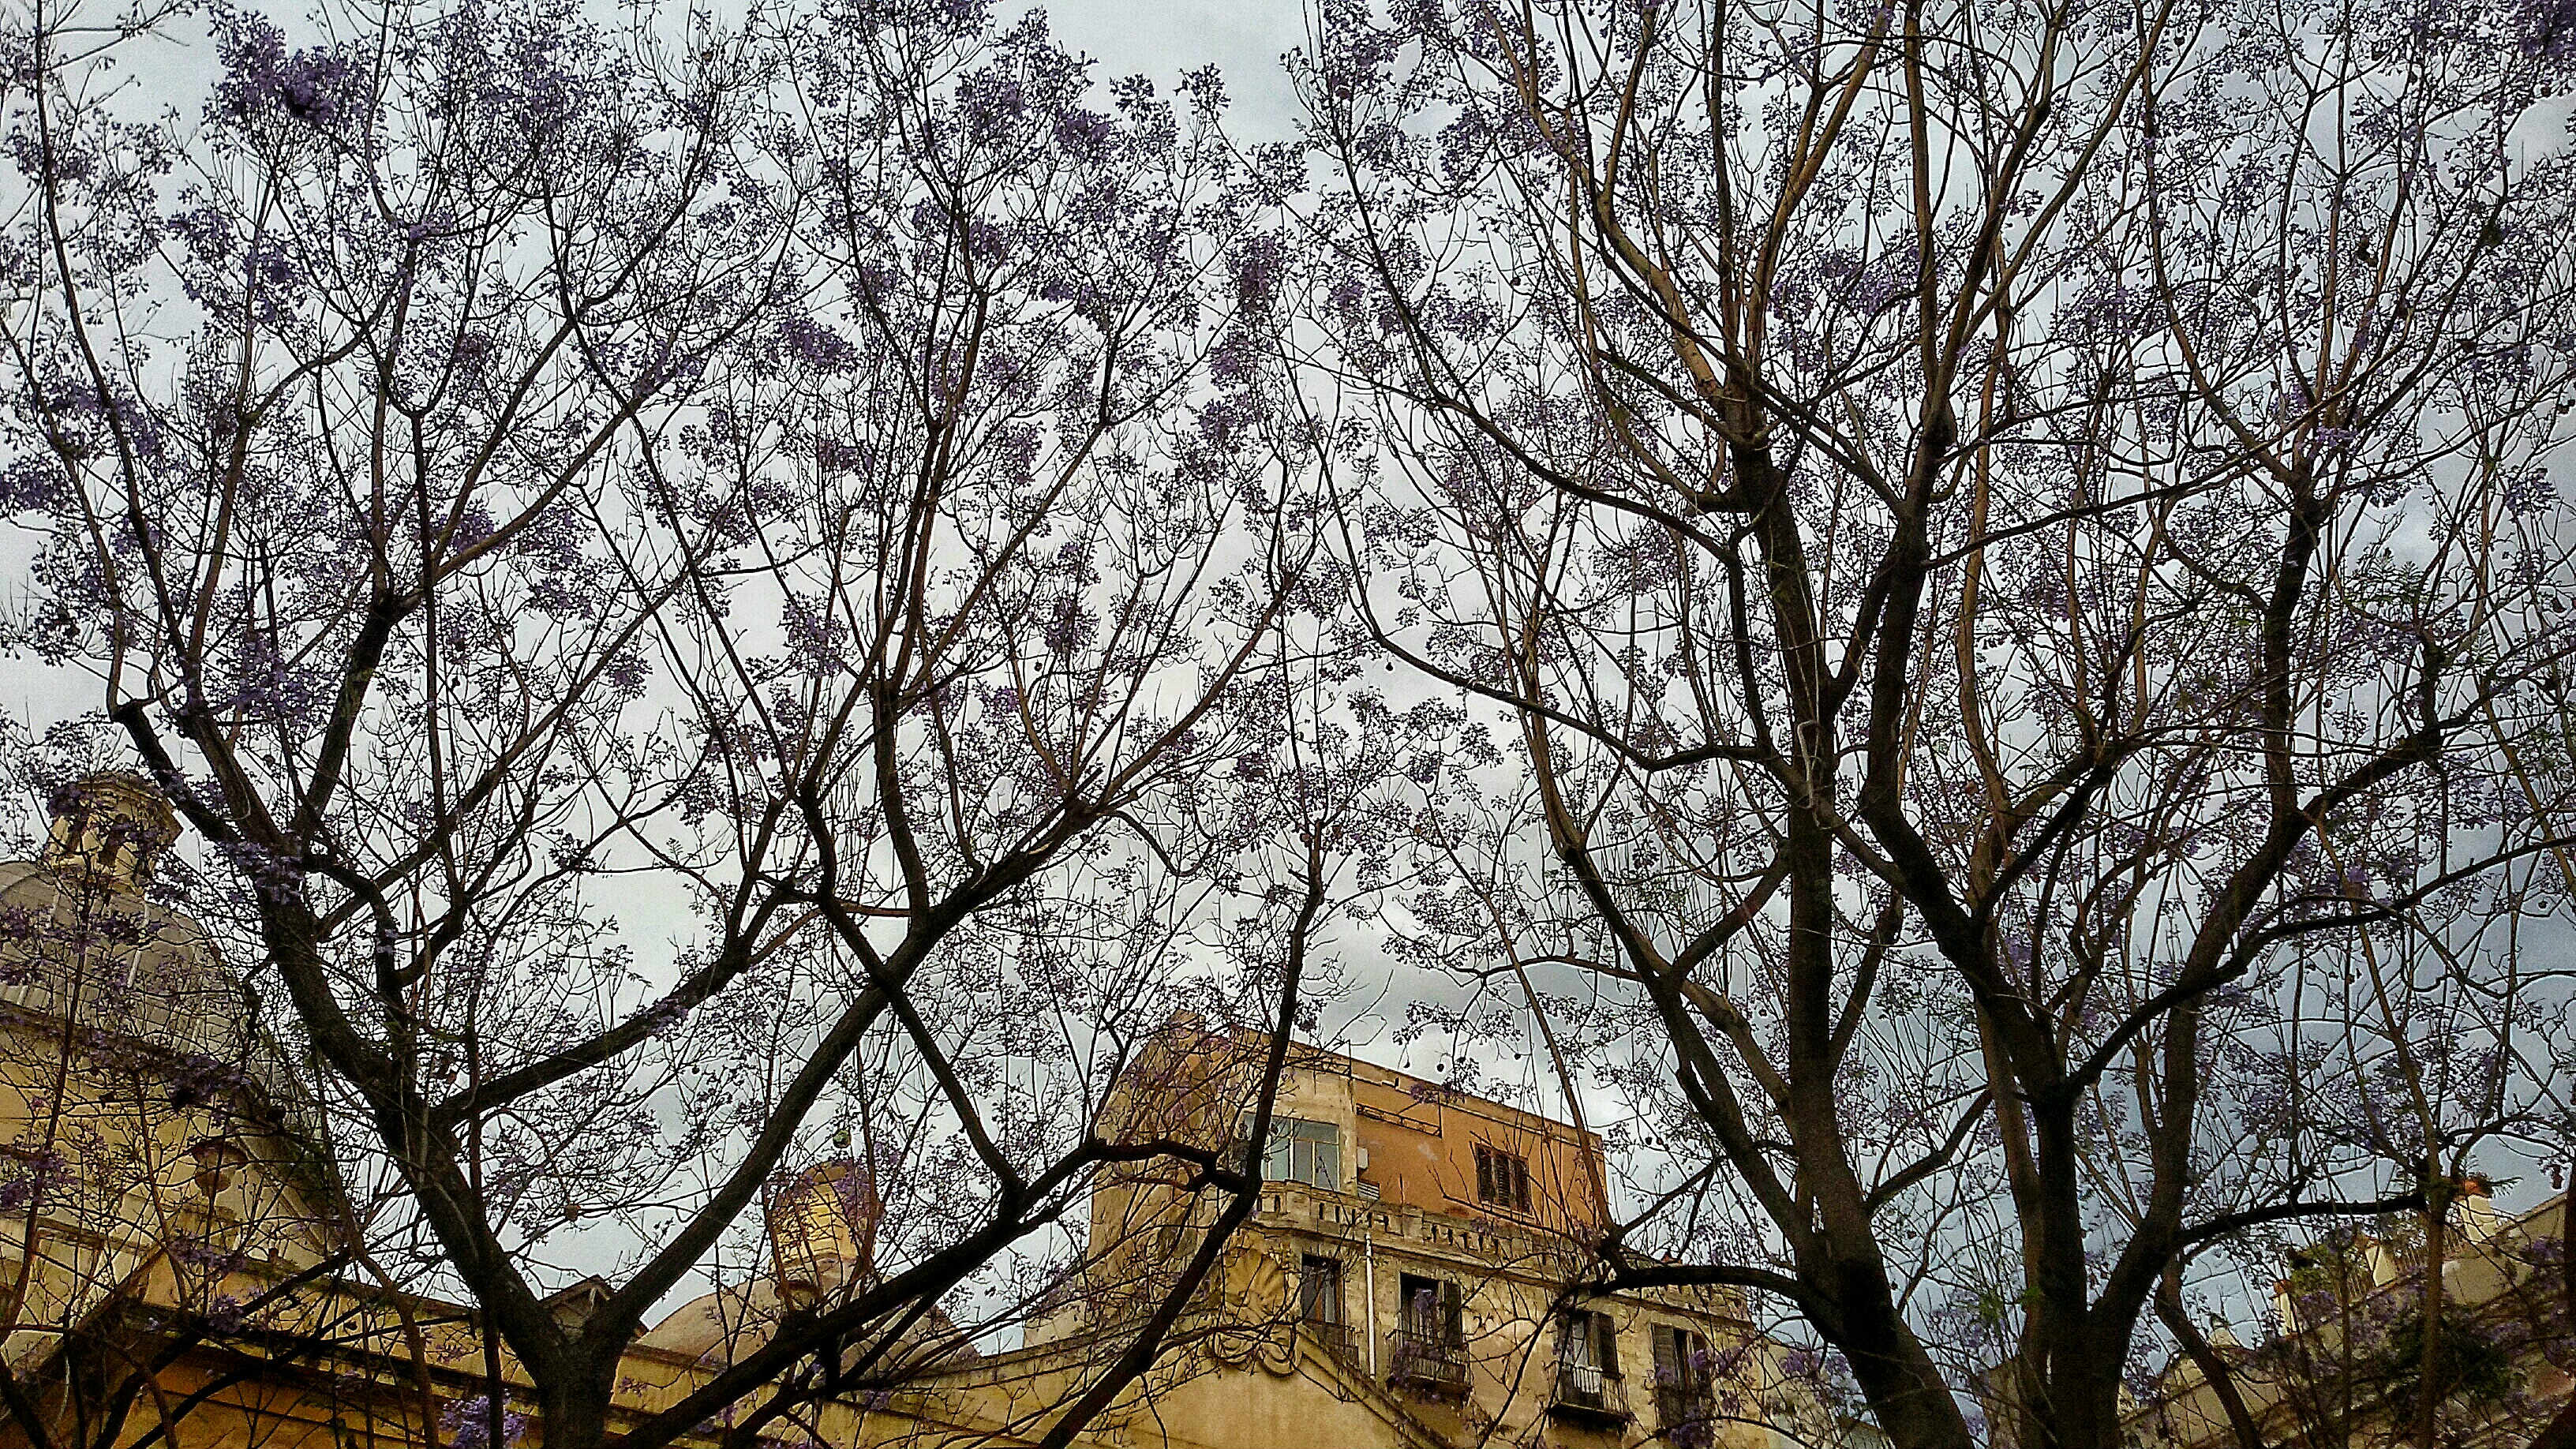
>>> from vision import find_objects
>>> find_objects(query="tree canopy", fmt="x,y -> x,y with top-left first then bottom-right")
2,0 -> 2572,1446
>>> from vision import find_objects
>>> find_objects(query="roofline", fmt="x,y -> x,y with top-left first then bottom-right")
1186,1020 -> 1603,1149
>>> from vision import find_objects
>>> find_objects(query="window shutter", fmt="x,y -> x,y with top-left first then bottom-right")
1440,1279 -> 1464,1346
1653,1324 -> 1680,1383
1596,1312 -> 1620,1378
1475,1146 -> 1493,1203
1512,1156 -> 1531,1211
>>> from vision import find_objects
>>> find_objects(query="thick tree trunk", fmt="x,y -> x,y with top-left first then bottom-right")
537,1357 -> 619,1449
1824,1256 -> 1978,1449
2028,1343 -> 2129,1449
2017,1106 -> 2136,1449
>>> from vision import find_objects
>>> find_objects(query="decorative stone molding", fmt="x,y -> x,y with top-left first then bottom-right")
1205,1246 -> 1298,1375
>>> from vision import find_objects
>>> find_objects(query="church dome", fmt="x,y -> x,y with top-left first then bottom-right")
0,773 -> 271,1095
638,1279 -> 791,1362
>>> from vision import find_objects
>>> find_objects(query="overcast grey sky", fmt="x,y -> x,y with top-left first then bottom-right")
1050,0 -> 1308,137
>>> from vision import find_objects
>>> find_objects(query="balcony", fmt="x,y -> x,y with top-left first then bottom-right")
1653,1383 -> 1718,1445
1305,1319 -> 1362,1371
1386,1325 -> 1470,1399
1546,1360 -> 1632,1425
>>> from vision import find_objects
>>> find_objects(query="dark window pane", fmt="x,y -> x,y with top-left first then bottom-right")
1299,1255 -> 1341,1322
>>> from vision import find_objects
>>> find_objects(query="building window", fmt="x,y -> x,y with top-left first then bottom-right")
1560,1307 -> 1619,1376
1253,1116 -> 1340,1190
1298,1254 -> 1343,1324
1397,1272 -> 1463,1344
1652,1324 -> 1715,1437
1555,1308 -> 1624,1415
1475,1142 -> 1531,1211
1391,1273 -> 1469,1397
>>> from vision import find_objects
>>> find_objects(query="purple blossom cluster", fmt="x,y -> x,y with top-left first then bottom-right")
212,14 -> 370,132
441,1395 -> 533,1449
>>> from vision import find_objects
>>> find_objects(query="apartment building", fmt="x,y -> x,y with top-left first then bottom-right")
1025,1019 -> 1801,1448
0,774 -> 1817,1449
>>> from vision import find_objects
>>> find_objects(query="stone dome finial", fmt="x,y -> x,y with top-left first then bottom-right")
42,771 -> 181,889
767,1159 -> 880,1308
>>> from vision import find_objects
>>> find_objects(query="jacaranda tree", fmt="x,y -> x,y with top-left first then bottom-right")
1290,0 -> 2576,1443
0,0 -> 1357,1445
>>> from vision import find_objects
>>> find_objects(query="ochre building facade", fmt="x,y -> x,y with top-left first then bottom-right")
0,775 -> 1812,1449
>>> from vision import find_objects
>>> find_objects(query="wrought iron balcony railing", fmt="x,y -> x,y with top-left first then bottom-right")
1305,1319 -> 1361,1370
1546,1360 -> 1632,1423
1386,1325 -> 1470,1398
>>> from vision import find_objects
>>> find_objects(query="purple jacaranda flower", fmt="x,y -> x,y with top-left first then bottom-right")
213,14 -> 369,130
776,316 -> 860,374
